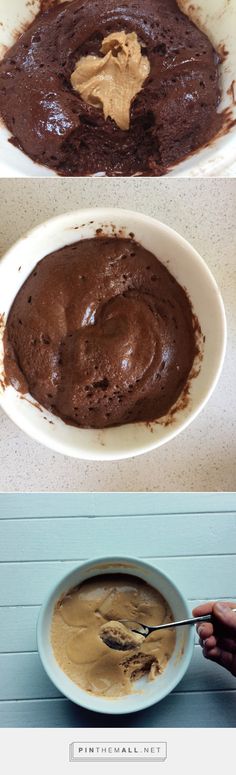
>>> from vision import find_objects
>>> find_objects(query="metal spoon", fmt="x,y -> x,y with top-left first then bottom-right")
101,609 -> 236,651
121,609 -> 236,638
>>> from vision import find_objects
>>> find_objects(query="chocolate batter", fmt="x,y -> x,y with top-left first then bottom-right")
51,574 -> 176,697
4,237 -> 197,429
0,0 -> 222,176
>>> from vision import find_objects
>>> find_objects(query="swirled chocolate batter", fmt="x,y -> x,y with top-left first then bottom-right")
51,574 -> 176,697
0,0 -> 223,176
4,237 -> 198,429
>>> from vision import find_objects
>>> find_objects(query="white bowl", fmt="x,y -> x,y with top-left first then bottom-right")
0,0 -> 235,178
0,207 -> 227,461
37,556 -> 195,715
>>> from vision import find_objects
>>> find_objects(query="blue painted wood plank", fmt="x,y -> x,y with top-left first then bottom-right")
1,514 -> 235,561
0,692 -> 235,728
0,493 -> 236,519
0,557 -> 235,606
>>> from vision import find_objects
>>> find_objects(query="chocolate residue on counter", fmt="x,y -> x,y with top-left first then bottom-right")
0,0 -> 223,176
3,237 -> 199,430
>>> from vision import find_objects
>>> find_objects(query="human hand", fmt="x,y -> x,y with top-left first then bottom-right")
192,601 -> 236,677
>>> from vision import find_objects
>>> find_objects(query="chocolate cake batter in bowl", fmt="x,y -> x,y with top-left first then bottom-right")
0,207 -> 226,460
0,0 -> 235,177
37,556 -> 195,713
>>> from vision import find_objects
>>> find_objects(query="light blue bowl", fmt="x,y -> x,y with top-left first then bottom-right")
37,556 -> 195,715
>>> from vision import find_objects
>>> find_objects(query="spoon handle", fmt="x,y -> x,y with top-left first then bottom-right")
148,609 -> 236,632
148,614 -> 212,632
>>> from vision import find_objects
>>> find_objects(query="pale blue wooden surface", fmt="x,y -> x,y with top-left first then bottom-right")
1,492 -> 236,517
0,493 -> 235,728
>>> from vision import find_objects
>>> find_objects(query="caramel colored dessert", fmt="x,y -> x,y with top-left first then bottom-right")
100,620 -> 145,650
51,574 -> 176,697
4,237 -> 197,429
0,0 -> 222,176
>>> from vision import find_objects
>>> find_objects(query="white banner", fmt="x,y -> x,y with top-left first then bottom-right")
0,728 -> 235,775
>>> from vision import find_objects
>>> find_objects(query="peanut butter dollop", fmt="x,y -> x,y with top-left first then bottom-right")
70,31 -> 150,130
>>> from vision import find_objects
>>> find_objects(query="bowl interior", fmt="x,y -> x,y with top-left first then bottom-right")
0,0 -> 236,177
0,208 -> 226,460
37,557 -> 195,715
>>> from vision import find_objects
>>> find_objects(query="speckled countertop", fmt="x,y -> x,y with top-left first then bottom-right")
0,178 -> 235,492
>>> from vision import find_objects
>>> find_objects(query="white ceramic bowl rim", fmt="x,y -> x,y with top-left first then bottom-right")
0,207 -> 227,460
37,555 -> 195,715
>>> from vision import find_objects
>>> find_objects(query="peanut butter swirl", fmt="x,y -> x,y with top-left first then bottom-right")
71,31 -> 150,130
